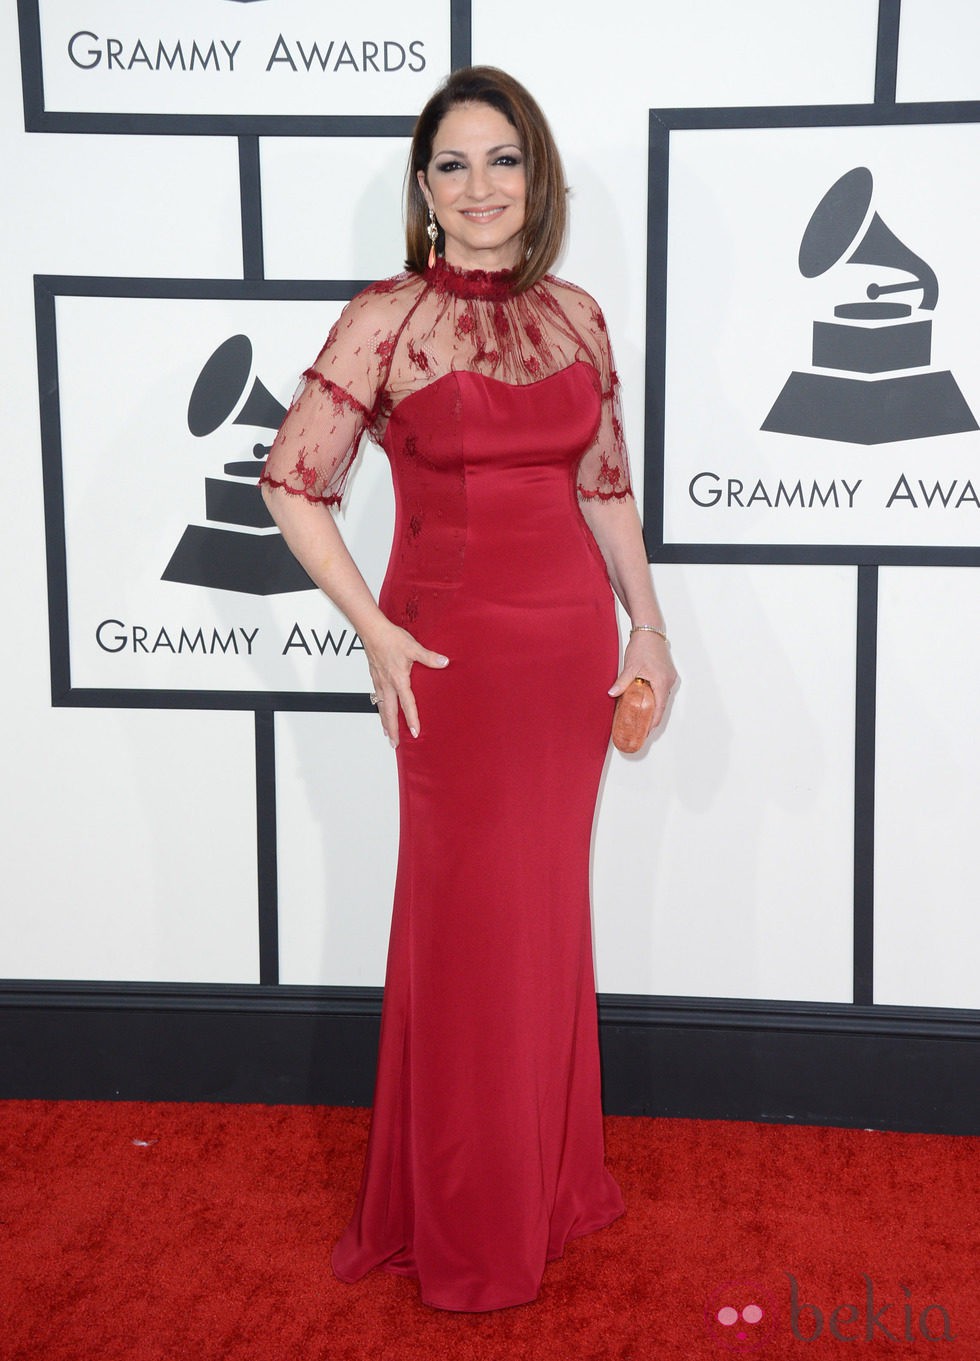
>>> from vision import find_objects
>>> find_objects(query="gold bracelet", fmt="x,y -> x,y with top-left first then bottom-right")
630,623 -> 668,643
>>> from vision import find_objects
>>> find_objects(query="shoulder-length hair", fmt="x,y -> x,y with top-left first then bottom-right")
405,66 -> 567,293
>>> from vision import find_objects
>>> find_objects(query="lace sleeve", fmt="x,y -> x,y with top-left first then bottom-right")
575,305 -> 633,504
259,289 -> 388,508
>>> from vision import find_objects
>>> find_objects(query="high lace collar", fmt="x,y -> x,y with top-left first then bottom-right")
425,255 -> 517,302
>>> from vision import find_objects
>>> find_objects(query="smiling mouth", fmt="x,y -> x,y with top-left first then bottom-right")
460,207 -> 507,220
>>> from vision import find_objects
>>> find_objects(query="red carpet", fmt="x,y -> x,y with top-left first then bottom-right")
1,1101 -> 978,1359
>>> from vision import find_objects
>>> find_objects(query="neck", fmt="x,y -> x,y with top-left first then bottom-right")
443,248 -> 521,273
426,255 -> 517,301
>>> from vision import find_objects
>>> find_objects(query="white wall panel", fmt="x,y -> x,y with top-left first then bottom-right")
897,0 -> 980,102
874,568 -> 980,1008
261,138 -> 408,282
593,563 -> 857,1001
276,711 -> 398,988
2,133 -> 243,281
1,75 -> 241,282
474,0 -> 880,114
0,707 -> 259,982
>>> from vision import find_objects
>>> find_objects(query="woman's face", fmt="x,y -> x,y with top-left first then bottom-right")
418,101 -> 527,271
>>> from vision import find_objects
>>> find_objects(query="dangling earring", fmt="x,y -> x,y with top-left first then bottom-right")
426,208 -> 439,268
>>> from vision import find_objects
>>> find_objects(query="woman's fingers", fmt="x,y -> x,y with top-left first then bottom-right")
368,633 -> 450,747
417,647 -> 450,671
370,685 -> 399,747
392,677 -> 420,743
392,644 -> 449,742
607,667 -> 635,699
608,646 -> 678,732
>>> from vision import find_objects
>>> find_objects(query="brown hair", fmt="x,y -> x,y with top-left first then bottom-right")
405,66 -> 567,293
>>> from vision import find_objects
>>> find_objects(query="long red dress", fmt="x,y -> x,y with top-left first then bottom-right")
261,257 -> 631,1311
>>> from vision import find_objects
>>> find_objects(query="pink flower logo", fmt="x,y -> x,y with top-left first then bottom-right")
705,1280 -> 779,1351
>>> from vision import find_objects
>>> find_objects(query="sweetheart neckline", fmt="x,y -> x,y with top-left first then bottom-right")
387,360 -> 598,423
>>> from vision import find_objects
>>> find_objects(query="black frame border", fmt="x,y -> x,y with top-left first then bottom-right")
644,98 -> 980,570
18,0 -> 472,137
3,982 -> 980,1133
35,272 -> 382,714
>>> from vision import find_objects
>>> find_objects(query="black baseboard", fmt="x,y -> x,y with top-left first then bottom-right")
1,984 -> 979,1134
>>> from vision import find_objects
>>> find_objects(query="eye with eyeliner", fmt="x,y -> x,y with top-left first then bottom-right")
433,153 -> 523,174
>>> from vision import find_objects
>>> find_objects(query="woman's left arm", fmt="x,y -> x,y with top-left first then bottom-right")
580,496 -> 678,728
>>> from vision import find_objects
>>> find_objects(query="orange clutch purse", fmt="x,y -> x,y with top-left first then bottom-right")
612,677 -> 656,753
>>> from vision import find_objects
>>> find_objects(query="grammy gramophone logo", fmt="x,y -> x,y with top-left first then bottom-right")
162,335 -> 316,596
762,166 -> 978,445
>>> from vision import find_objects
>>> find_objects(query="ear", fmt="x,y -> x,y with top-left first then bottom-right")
417,168 -> 434,212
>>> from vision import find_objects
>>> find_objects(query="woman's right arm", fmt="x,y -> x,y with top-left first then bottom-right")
259,487 -> 448,746
259,289 -> 448,744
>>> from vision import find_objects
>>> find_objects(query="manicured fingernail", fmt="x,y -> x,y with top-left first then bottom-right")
410,727 -> 419,739
389,738 -> 398,749
437,656 -> 449,666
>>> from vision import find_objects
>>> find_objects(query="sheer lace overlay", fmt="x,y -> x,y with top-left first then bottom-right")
259,258 -> 633,507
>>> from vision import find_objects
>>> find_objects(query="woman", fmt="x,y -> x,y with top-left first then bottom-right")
260,66 -> 676,1312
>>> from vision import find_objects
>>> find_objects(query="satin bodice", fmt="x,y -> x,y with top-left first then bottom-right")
379,361 -> 613,632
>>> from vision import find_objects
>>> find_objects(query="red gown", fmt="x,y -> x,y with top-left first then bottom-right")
261,258 -> 631,1311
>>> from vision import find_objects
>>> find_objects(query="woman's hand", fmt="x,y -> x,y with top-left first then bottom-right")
362,618 -> 449,747
257,489 -> 449,747
608,632 -> 677,731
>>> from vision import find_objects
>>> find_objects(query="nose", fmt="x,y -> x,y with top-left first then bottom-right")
467,164 -> 492,200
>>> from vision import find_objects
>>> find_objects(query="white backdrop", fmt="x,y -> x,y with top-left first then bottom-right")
3,0 -> 979,1010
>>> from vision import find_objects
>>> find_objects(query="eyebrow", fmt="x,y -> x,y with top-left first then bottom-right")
432,143 -> 522,157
